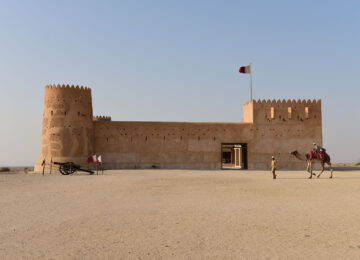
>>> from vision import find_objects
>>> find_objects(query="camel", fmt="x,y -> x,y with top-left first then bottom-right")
291,150 -> 333,179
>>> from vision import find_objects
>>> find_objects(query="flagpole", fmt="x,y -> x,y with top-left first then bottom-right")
250,63 -> 253,101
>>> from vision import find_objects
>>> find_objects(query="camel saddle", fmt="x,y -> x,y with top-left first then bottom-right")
306,149 -> 330,163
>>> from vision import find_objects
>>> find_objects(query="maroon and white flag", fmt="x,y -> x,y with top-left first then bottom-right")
97,155 -> 102,163
239,65 -> 251,74
238,63 -> 253,100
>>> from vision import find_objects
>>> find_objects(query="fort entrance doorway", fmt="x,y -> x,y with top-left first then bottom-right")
221,143 -> 248,170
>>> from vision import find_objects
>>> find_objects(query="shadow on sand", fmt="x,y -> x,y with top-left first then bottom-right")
327,166 -> 360,171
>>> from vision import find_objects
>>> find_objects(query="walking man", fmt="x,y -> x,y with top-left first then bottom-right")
271,156 -> 277,179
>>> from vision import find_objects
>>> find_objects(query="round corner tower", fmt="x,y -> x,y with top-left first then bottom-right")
34,84 -> 94,172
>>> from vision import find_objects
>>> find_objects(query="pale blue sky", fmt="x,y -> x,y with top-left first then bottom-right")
0,0 -> 359,166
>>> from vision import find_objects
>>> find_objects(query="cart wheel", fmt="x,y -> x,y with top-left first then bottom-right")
68,162 -> 77,174
64,163 -> 77,174
59,165 -> 69,175
70,166 -> 76,174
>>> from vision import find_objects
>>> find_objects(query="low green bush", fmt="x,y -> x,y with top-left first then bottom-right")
0,167 -> 10,172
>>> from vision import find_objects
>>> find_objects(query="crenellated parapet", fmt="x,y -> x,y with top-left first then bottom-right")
45,84 -> 91,91
93,115 -> 112,122
45,84 -> 92,99
243,99 -> 322,124
253,99 -> 321,105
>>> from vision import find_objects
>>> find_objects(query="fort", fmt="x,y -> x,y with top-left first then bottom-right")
34,84 -> 322,171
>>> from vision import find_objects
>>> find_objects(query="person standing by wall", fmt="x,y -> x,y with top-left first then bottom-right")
271,156 -> 277,179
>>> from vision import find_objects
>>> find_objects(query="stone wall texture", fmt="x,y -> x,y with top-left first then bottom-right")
34,85 -> 94,171
35,85 -> 322,171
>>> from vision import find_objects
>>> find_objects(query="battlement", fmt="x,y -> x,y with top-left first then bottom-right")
45,84 -> 91,91
251,99 -> 321,105
243,99 -> 322,124
44,84 -> 92,99
93,115 -> 112,122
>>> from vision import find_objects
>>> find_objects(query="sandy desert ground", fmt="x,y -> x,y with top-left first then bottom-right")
1,169 -> 360,259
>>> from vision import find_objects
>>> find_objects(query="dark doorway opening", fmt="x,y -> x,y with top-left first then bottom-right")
221,143 -> 248,170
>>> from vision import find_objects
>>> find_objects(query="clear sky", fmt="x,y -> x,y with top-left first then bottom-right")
0,0 -> 359,166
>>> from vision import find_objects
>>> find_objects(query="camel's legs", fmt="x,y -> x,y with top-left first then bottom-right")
308,162 -> 313,179
306,161 -> 310,173
317,162 -> 325,178
328,163 -> 333,178
307,161 -> 316,176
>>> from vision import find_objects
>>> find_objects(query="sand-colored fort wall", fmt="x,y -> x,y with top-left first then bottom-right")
92,99 -> 321,170
93,121 -> 253,169
34,85 -> 323,171
244,99 -> 322,169
34,85 -> 94,171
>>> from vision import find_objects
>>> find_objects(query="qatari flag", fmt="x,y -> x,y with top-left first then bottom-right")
239,65 -> 251,74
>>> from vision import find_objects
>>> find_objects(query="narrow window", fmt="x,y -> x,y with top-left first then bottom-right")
78,112 -> 80,116
270,107 -> 275,119
288,107 -> 292,119
51,111 -> 53,116
305,107 -> 309,119
64,111 -> 67,116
